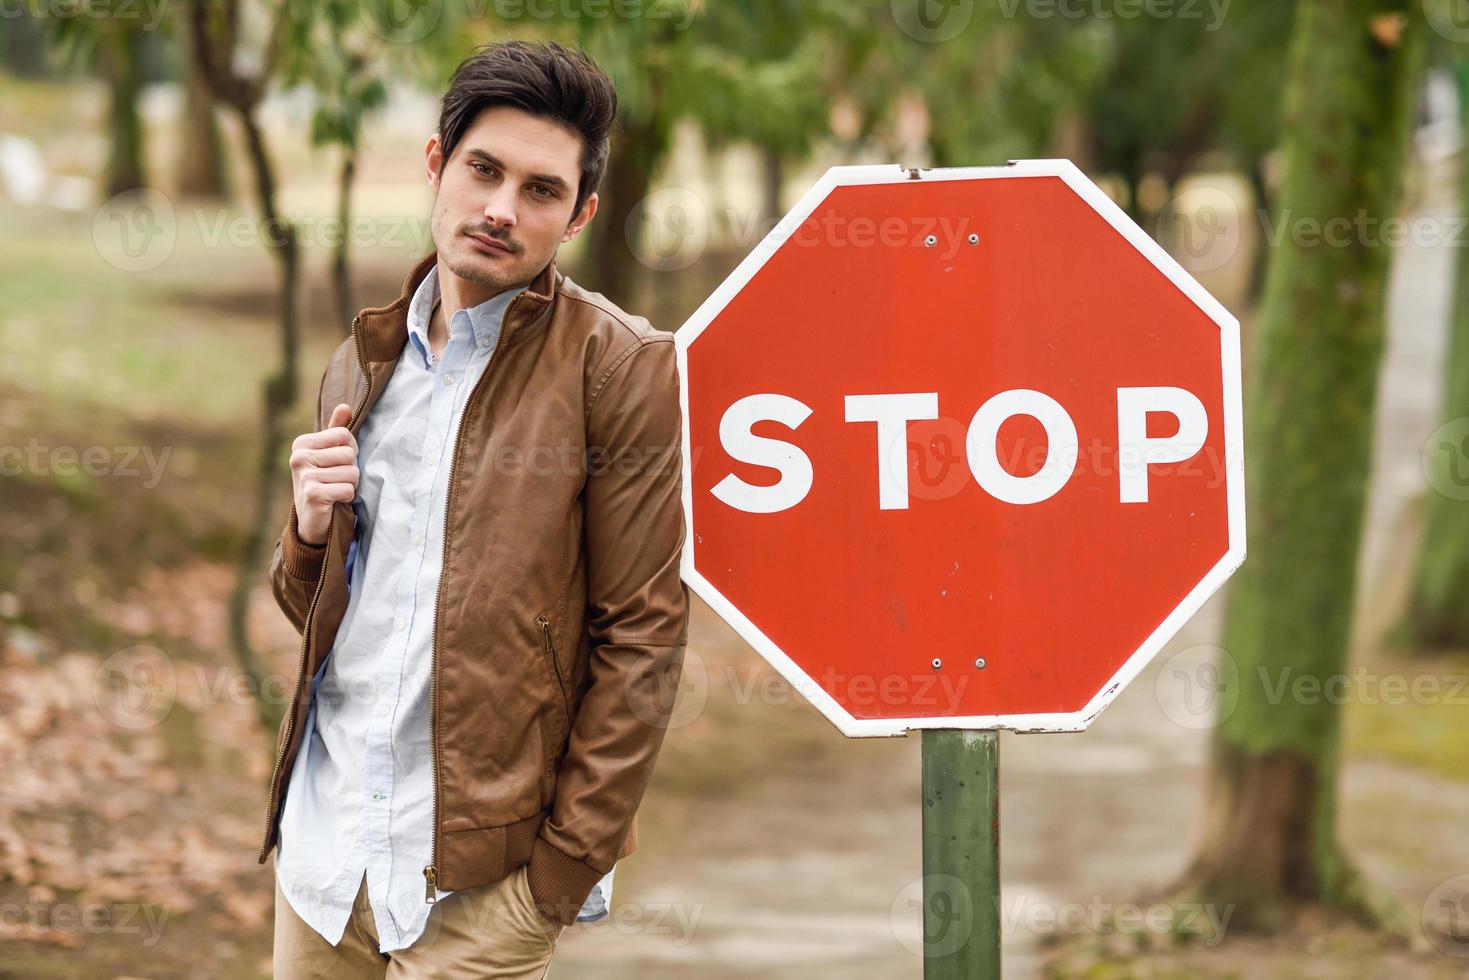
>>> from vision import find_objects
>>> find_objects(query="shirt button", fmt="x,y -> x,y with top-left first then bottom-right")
443,373 -> 456,385
426,452 -> 438,466
370,792 -> 385,801
412,532 -> 424,546
375,703 -> 390,718
394,617 -> 407,631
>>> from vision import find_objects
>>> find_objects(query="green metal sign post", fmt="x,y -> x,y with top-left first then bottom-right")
921,729 -> 1001,979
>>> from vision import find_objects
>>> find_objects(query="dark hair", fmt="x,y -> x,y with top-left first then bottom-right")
437,40 -> 617,218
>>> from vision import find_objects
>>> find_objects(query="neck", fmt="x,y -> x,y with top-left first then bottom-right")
435,256 -> 513,317
428,257 -> 510,355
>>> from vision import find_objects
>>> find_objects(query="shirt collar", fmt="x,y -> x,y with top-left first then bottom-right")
405,266 -> 531,367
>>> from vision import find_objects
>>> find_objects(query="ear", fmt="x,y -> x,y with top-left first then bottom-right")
426,133 -> 445,192
562,192 -> 598,243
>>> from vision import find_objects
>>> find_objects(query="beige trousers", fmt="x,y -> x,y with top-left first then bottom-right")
273,865 -> 565,979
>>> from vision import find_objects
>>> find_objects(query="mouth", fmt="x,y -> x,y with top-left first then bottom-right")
467,231 -> 513,255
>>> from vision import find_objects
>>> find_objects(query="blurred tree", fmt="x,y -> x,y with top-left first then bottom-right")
176,26 -> 229,199
1175,0 -> 1423,928
280,0 -> 390,331
44,6 -> 152,196
187,0 -> 311,736
2,12 -> 49,77
1083,16 -> 1220,221
1211,1 -> 1299,300
564,13 -> 710,304
507,2 -> 871,305
1402,18 -> 1469,649
685,0 -> 864,226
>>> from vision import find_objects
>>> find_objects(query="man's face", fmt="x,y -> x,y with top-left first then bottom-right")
426,105 -> 597,295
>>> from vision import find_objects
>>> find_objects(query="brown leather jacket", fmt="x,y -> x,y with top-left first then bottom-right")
256,249 -> 690,925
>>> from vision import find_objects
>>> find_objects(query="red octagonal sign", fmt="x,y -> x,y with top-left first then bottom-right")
676,161 -> 1245,735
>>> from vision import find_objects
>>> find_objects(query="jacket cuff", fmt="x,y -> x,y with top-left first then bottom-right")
525,837 -> 605,927
281,506 -> 328,581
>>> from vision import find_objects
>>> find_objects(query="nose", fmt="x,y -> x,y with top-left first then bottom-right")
482,183 -> 518,231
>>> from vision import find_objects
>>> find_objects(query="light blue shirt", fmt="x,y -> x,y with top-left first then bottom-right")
275,267 -> 614,954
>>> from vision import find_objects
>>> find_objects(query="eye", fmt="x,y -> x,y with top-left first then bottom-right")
531,184 -> 556,199
471,162 -> 495,177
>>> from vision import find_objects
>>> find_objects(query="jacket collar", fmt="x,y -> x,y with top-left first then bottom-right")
354,248 -> 561,365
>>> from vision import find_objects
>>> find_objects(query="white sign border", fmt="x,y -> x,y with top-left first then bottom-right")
674,159 -> 1246,737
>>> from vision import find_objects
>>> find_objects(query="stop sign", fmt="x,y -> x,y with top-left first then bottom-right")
676,160 -> 1244,736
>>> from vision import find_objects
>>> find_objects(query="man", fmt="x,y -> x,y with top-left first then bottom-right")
260,40 -> 689,978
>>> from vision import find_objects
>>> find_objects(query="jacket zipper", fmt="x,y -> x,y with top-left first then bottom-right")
537,613 -> 572,730
258,313 -> 369,864
424,288 -> 533,903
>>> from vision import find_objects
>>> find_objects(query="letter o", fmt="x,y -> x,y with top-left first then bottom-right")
965,389 -> 1078,504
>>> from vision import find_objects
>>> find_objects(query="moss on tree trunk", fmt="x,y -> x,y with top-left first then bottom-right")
1178,0 -> 1422,928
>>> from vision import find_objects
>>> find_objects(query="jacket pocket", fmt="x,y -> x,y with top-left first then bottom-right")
535,612 -> 573,737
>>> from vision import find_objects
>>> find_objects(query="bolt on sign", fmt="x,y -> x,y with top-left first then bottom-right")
676,160 -> 1245,736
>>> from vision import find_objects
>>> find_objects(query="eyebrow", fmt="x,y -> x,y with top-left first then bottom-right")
463,148 -> 572,192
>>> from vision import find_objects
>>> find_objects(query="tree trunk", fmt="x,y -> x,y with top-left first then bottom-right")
1177,0 -> 1422,929
102,28 -> 146,197
187,0 -> 302,737
333,149 -> 357,333
227,106 -> 302,737
176,27 -> 227,199
1402,56 -> 1469,649
578,114 -> 670,309
4,13 -> 47,77
1245,156 -> 1274,306
760,144 -> 784,231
